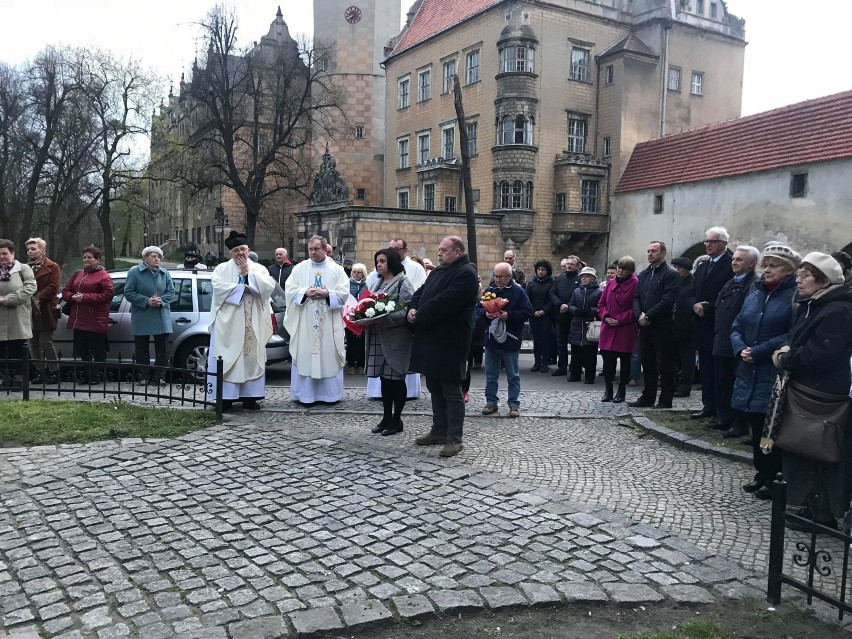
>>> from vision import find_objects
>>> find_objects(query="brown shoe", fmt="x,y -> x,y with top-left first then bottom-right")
439,442 -> 464,457
509,407 -> 520,418
415,432 -> 447,446
481,405 -> 498,416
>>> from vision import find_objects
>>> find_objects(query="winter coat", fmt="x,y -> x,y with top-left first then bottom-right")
712,271 -> 757,358
550,271 -> 581,325
124,264 -> 176,336
0,261 -> 36,341
777,285 -> 852,396
476,281 -> 533,353
268,261 -> 293,287
61,267 -> 114,334
30,258 -> 61,332
687,251 -> 733,352
365,272 -> 414,376
568,282 -> 602,346
597,274 -> 639,353
730,276 -> 797,413
349,277 -> 368,300
673,273 -> 694,342
525,276 -> 554,317
408,254 -> 480,381
633,260 -> 679,324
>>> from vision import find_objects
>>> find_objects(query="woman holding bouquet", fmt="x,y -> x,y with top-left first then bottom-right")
366,247 -> 415,436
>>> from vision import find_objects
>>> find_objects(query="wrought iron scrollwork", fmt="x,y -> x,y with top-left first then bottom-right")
792,541 -> 833,576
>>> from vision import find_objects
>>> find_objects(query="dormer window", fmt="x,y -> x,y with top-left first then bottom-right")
500,45 -> 535,73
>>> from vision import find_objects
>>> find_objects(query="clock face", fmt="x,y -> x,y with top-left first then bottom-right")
344,5 -> 362,23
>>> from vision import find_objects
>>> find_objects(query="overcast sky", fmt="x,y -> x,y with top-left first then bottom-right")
0,0 -> 848,117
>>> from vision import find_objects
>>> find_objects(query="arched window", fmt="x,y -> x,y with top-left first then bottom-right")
500,181 -> 511,208
514,116 -> 526,144
500,116 -> 513,145
512,181 -> 523,208
525,182 -> 534,209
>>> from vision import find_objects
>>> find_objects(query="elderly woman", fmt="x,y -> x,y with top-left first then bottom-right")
525,259 -> 554,374
366,247 -> 414,436
731,242 -> 799,500
25,238 -> 61,384
124,246 -> 175,385
598,256 -> 640,403
773,253 -> 852,529
567,266 -> 602,384
62,246 -> 114,382
346,262 -> 369,374
0,239 -> 36,389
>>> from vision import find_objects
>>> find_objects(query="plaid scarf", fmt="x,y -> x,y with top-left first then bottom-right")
27,256 -> 45,275
0,261 -> 12,282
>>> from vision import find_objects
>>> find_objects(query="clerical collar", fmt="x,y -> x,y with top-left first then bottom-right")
311,259 -> 327,267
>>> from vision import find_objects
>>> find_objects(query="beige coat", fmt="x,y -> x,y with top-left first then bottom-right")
0,261 -> 36,341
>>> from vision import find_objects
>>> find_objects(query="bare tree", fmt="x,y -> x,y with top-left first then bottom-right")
0,62 -> 25,239
165,4 -> 344,245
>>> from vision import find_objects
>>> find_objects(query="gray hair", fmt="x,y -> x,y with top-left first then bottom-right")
706,226 -> 730,242
735,245 -> 760,265
307,235 -> 327,249
25,237 -> 47,252
351,262 -> 368,276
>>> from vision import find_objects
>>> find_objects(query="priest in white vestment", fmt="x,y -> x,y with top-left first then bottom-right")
206,231 -> 277,410
283,235 -> 351,403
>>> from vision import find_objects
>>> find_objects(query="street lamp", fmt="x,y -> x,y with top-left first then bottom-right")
213,205 -> 229,260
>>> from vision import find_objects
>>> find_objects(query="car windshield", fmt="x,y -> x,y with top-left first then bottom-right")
270,284 -> 287,313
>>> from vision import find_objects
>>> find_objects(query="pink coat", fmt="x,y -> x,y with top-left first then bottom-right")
597,275 -> 639,353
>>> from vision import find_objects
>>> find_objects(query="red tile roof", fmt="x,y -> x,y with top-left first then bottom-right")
616,90 -> 852,193
391,0 -> 502,57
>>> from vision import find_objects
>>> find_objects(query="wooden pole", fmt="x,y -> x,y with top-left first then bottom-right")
453,74 -> 478,266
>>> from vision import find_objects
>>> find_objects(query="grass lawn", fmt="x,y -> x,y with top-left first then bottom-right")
642,409 -> 749,453
0,400 -> 218,447
61,257 -> 137,281
618,618 -> 733,639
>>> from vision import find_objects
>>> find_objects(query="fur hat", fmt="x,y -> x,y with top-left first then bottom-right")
801,252 -> 845,286
671,256 -> 693,270
761,241 -> 801,270
141,246 -> 163,258
224,231 -> 249,250
579,266 -> 597,277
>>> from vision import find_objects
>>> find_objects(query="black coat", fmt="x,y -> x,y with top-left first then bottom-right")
550,271 -> 581,325
568,282 -> 602,345
687,252 -> 734,351
408,255 -> 480,381
673,273 -> 694,342
778,285 -> 852,396
268,262 -> 293,287
712,271 -> 757,357
633,260 -> 679,324
525,276 -> 554,316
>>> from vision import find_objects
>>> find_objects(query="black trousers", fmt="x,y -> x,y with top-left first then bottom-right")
674,338 -> 695,390
697,349 -> 716,414
134,333 -> 168,379
741,410 -> 781,486
529,315 -> 551,366
639,322 -> 676,404
345,328 -> 365,368
73,330 -> 108,363
556,321 -> 571,371
425,376 -> 464,443
714,355 -> 738,427
0,339 -> 25,377
568,343 -> 597,381
601,350 -> 631,384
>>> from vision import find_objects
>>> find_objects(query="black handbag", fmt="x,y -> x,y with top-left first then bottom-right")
773,379 -> 850,463
61,301 -> 73,316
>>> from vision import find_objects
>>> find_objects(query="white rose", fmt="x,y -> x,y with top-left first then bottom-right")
365,308 -> 376,317
385,301 -> 395,311
375,302 -> 386,312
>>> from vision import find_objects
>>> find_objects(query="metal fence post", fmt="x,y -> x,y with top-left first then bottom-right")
767,472 -> 787,604
215,356 -> 223,420
21,345 -> 30,401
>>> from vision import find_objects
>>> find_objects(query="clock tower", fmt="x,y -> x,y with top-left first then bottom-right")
313,0 -> 400,210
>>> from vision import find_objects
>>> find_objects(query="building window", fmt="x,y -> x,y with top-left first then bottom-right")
511,180 -> 523,208
443,60 -> 456,93
604,65 -> 614,85
653,194 -> 664,214
691,72 -> 703,95
499,115 -> 532,145
581,180 -> 599,213
499,181 -> 510,208
397,190 -> 409,209
424,184 -> 435,210
354,125 -> 365,139
356,188 -> 366,200
603,136 -> 611,158
398,77 -> 410,108
467,121 -> 478,155
466,49 -> 480,84
790,173 -> 808,198
667,66 -> 681,91
498,180 -> 532,209
418,68 -> 431,102
525,181 -> 534,209
710,1 -> 718,18
500,45 -> 535,73
417,132 -> 430,165
205,226 -> 211,243
696,0 -> 705,14
555,193 -> 567,212
442,126 -> 455,159
568,117 -> 587,154
570,48 -> 590,81
398,137 -> 409,169
444,196 -> 457,212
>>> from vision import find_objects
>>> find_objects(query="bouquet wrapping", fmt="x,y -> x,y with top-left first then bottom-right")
480,291 -> 509,315
343,289 -> 407,336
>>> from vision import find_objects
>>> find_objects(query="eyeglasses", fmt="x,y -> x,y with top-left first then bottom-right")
703,239 -> 725,245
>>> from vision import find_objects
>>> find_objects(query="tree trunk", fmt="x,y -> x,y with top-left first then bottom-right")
453,75 -> 477,266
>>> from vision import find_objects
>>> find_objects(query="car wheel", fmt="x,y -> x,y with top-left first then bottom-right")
174,337 -> 209,382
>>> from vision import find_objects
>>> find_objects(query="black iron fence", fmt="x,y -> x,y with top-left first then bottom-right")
1,348 -> 224,419
767,473 -> 852,620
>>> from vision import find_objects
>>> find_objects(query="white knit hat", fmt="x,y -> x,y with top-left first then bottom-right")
761,241 -> 800,270
579,266 -> 597,277
801,252 -> 845,286
141,245 -> 163,258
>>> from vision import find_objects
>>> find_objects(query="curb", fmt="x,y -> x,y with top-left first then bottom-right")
629,413 -> 751,465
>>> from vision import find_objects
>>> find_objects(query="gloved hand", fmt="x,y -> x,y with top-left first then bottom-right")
772,344 -> 790,369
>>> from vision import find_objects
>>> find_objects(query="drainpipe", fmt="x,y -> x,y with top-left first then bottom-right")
659,18 -> 672,137
593,56 -> 601,156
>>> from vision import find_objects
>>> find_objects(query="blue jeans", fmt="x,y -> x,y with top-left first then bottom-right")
484,349 -> 520,408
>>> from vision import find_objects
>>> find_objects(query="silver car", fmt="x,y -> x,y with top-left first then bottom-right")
53,268 -> 290,374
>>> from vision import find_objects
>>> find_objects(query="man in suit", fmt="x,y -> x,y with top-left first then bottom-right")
686,227 -> 734,420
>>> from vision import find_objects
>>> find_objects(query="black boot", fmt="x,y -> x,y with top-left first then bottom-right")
371,418 -> 388,434
613,382 -> 627,403
601,381 -> 614,402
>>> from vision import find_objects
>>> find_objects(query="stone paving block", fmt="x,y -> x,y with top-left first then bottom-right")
479,586 -> 529,610
660,584 -> 716,604
428,589 -> 484,613
289,606 -> 344,635
518,582 -> 562,607
339,599 -> 393,628
391,594 -> 435,620
602,583 -> 664,604
624,536 -> 661,550
96,624 -> 131,638
555,581 -> 608,603
711,581 -> 764,600
227,616 -> 289,639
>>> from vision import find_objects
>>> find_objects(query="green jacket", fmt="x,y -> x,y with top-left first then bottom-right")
124,264 -> 176,336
